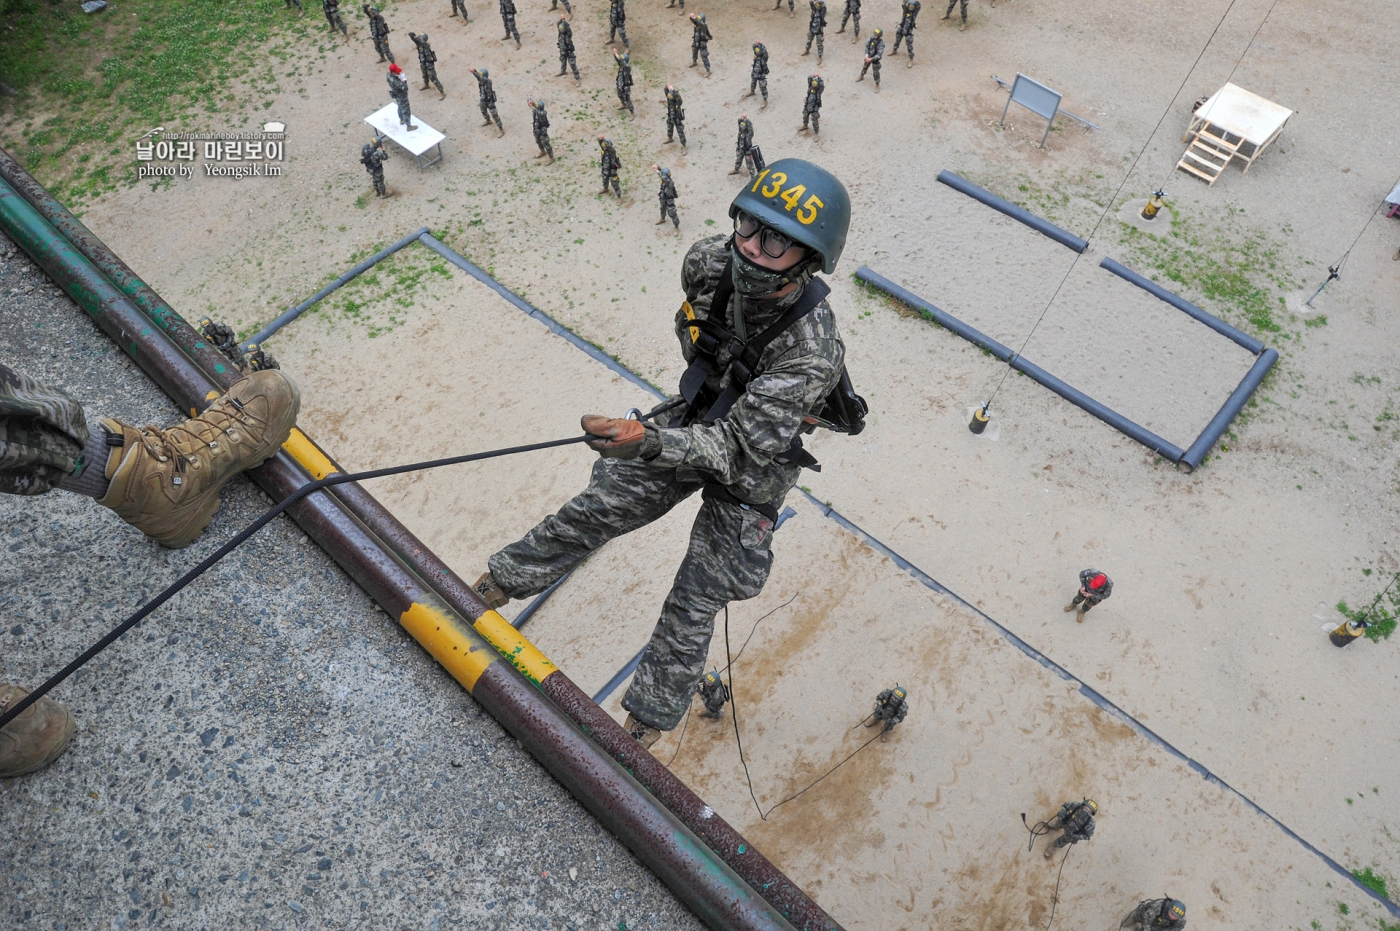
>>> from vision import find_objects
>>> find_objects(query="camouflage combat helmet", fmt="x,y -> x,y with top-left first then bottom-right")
729,158 -> 851,274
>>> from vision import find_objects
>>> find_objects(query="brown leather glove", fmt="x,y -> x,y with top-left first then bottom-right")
581,414 -> 657,459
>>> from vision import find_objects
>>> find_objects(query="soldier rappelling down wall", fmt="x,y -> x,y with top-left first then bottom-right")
473,160 -> 867,749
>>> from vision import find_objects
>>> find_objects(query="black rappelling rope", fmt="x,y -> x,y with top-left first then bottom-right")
1021,811 -> 1053,851
0,433 -> 592,733
1041,842 -> 1073,931
726,600 -> 885,821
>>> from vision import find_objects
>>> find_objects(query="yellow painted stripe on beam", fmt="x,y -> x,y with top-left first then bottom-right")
282,427 -> 339,480
400,601 -> 497,692
473,610 -> 559,687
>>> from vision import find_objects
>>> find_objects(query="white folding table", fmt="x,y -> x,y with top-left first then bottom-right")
1177,83 -> 1292,187
364,104 -> 445,170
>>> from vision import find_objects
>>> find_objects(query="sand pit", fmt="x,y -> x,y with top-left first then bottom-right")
23,0 -> 1399,926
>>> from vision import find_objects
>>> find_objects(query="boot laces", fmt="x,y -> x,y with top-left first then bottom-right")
139,394 -> 262,465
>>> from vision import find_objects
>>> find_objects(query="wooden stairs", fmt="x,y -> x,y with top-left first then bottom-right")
1176,123 -> 1242,186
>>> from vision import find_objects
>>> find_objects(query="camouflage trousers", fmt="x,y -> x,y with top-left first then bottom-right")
804,30 -> 824,57
691,40 -> 710,70
367,164 -> 388,196
665,113 -> 686,146
0,364 -> 89,496
802,102 -> 821,133
893,26 -> 914,57
487,457 -> 780,730
479,99 -> 503,131
394,96 -> 414,127
373,35 -> 395,62
325,8 -> 348,33
420,62 -> 443,94
451,0 -> 470,18
609,18 -> 628,46
944,0 -> 966,21
534,129 -> 554,158
501,12 -> 520,41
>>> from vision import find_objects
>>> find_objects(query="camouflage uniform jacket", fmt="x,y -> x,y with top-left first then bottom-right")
500,0 -> 516,14
874,688 -> 907,725
557,21 -> 575,51
531,104 -> 550,134
736,118 -> 754,151
650,234 -> 845,506
609,0 -> 625,24
809,0 -> 827,32
1055,801 -> 1096,841
0,364 -> 88,496
367,9 -> 390,38
474,72 -> 497,105
804,76 -> 825,110
658,173 -> 678,204
1078,568 -> 1112,603
665,89 -> 684,122
898,0 -> 920,31
414,39 -> 437,69
750,45 -> 770,80
615,57 -> 633,90
692,19 -> 712,44
387,71 -> 409,101
864,34 -> 884,60
599,141 -> 621,173
1133,900 -> 1186,931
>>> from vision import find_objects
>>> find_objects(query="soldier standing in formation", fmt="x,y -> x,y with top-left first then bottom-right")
836,0 -> 860,41
942,0 -> 967,31
608,0 -> 629,47
746,41 -> 770,106
529,99 -> 555,163
285,0 -> 304,13
858,28 -> 884,91
613,50 -> 636,118
409,32 -> 445,98
472,68 -> 505,135
470,159 -> 854,750
1124,899 -> 1187,931
500,0 -> 521,47
892,0 -> 919,66
1042,799 -> 1097,858
1064,568 -> 1112,621
360,138 -> 390,196
323,0 -> 349,38
449,0 -> 469,21
729,113 -> 756,176
386,63 -> 417,130
772,0 -> 795,17
597,135 -> 623,198
663,84 -> 687,149
365,4 -> 394,62
803,0 -> 827,61
800,73 -> 824,135
689,13 -> 712,75
556,17 -> 581,80
551,0 -> 571,14
654,165 -> 679,229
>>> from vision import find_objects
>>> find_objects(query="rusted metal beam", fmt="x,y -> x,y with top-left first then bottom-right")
0,167 -> 798,931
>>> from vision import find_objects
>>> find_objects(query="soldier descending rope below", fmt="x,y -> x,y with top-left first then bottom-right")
803,0 -> 827,61
472,68 -> 505,135
892,0 -> 920,66
529,99 -> 555,163
364,4 -> 394,62
556,16 -> 581,81
866,686 -> 907,740
688,13 -> 712,75
472,159 -> 865,749
409,32 -> 445,98
1042,799 -> 1098,858
1123,898 -> 1187,931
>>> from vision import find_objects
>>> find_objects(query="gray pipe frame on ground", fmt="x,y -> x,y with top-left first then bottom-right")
0,171 -> 804,931
0,151 -> 841,931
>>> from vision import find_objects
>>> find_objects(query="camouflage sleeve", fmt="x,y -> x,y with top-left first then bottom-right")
0,364 -> 90,496
648,337 -> 842,484
1078,568 -> 1095,591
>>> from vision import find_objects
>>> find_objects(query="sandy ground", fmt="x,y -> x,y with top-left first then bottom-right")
19,0 -> 1400,926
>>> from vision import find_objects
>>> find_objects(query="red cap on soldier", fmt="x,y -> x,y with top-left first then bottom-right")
1090,574 -> 1107,589
389,63 -> 402,74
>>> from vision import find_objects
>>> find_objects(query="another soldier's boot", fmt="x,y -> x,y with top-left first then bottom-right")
97,370 -> 301,548
657,216 -> 668,224
473,571 -> 510,609
1063,602 -> 1077,612
623,713 -> 662,750
0,683 -> 77,778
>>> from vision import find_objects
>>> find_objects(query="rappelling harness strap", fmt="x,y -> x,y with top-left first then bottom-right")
677,255 -> 867,478
702,481 -> 780,523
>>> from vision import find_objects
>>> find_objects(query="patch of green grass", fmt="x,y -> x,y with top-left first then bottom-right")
1339,902 -> 1349,916
1353,867 -> 1391,899
1,0 -> 316,207
1338,573 -> 1400,643
1117,206 -> 1297,337
1305,315 -> 1328,328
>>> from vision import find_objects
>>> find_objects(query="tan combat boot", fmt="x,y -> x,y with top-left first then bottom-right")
473,571 -> 510,609
0,684 -> 77,778
98,370 -> 300,548
624,712 -> 662,749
